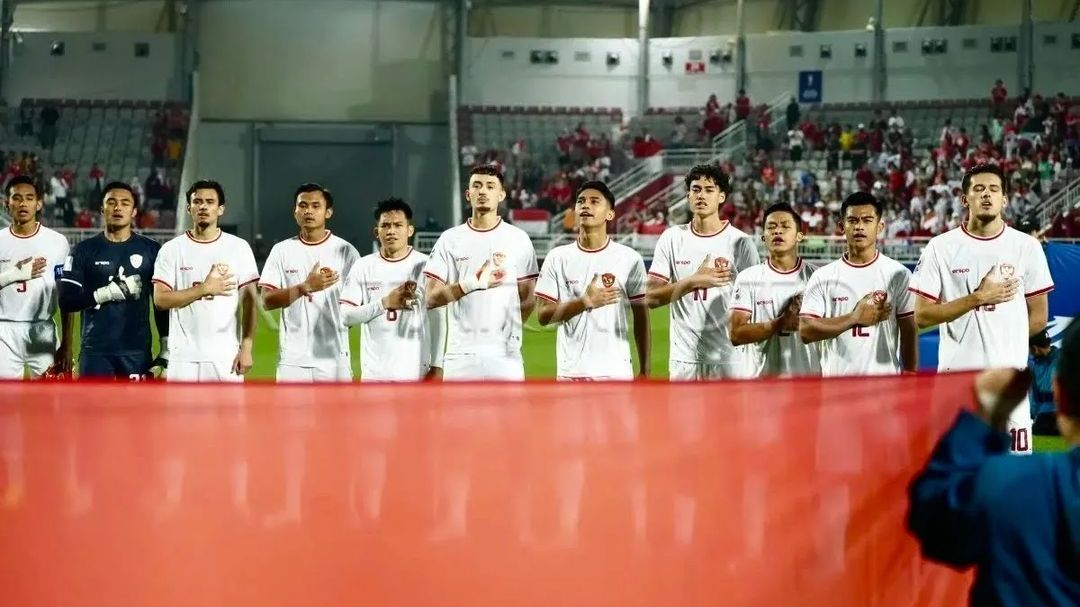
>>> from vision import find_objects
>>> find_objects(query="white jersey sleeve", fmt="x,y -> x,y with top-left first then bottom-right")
731,269 -> 755,316
627,254 -> 647,301
515,232 -> 540,282
235,239 -> 259,288
259,244 -> 286,290
733,235 -> 762,274
799,269 -> 827,319
0,226 -> 69,321
535,254 -> 560,303
152,240 -> 177,290
1023,237 -> 1054,297
892,266 -> 915,319
423,235 -> 453,285
648,230 -> 672,283
909,240 -> 943,302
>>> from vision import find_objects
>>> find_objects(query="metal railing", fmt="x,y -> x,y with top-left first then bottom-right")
1034,174 -> 1080,228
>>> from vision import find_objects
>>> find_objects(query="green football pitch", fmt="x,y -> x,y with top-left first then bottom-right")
66,308 -> 1068,452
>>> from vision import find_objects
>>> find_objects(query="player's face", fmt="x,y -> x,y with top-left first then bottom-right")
294,191 -> 332,231
5,183 -> 41,224
842,204 -> 882,250
687,177 -> 725,219
574,189 -> 614,230
187,188 -> 224,229
465,174 -> 506,214
374,210 -> 414,253
102,188 -> 137,229
962,172 -> 1007,222
762,211 -> 802,255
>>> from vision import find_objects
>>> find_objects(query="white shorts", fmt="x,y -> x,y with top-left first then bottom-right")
1007,395 -> 1033,455
669,360 -> 745,381
0,320 -> 56,379
166,360 -> 243,383
277,361 -> 353,383
442,353 -> 524,381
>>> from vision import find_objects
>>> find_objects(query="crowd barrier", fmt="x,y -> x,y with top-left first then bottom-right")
0,375 -> 978,606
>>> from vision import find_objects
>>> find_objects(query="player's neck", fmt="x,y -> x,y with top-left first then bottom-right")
845,245 -> 878,265
577,228 -> 608,251
768,251 -> 799,271
10,220 -> 39,237
190,225 -> 221,241
965,215 -> 1005,237
380,245 -> 410,260
103,225 -> 132,243
469,212 -> 500,231
690,213 -> 724,235
299,227 -> 328,244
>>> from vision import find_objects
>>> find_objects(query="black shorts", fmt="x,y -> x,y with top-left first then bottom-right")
79,352 -> 152,380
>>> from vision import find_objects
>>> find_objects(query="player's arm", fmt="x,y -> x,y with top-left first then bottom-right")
425,306 -> 446,380
899,315 -> 919,372
646,255 -> 730,308
1026,293 -> 1049,337
261,263 -> 338,310
631,298 -> 651,378
424,261 -> 503,310
799,293 -> 888,344
536,274 -> 618,326
518,278 -> 536,324
233,283 -> 257,375
729,310 -> 780,346
912,268 -> 1017,330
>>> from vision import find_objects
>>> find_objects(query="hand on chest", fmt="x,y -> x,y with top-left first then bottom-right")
948,258 -> 1025,291
671,246 -> 734,280
92,252 -> 151,282
456,245 -> 516,280
563,259 -> 627,298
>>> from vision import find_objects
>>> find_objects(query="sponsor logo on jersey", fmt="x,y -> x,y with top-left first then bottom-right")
872,290 -> 888,304
832,296 -> 849,302
675,260 -> 692,266
565,280 -> 580,286
999,263 -> 1016,278
601,273 -> 616,288
454,256 -> 470,263
94,260 -> 110,266
180,266 -> 194,271
756,299 -> 773,306
285,269 -> 299,275
130,254 -> 143,269
950,268 -> 970,274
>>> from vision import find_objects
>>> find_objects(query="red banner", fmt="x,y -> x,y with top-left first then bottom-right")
0,376 -> 974,606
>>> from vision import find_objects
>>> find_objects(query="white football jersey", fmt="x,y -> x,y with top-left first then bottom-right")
339,247 -> 432,381
535,239 -> 647,379
422,219 -> 539,356
260,232 -> 360,368
152,230 -> 260,363
0,224 -> 69,321
649,222 -> 760,365
909,224 -> 1054,370
800,251 -> 914,377
731,258 -> 822,377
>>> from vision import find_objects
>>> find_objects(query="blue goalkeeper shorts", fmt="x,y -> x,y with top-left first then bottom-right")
79,352 -> 151,380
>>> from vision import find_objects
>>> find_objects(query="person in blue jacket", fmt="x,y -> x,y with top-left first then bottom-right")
1029,329 -> 1061,436
908,317 -> 1080,606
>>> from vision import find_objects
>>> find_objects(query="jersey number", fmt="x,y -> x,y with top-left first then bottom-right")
692,288 -> 708,301
975,304 -> 996,312
1009,428 -> 1029,452
386,309 -> 398,321
851,326 -> 871,338
15,281 -> 26,293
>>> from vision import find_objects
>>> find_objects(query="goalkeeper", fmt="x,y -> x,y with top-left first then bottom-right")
59,182 -> 169,379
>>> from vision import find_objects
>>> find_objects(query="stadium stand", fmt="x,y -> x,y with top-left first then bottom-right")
0,98 -> 188,230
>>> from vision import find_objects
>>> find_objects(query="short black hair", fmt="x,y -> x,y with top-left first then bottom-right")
373,197 -> 413,222
100,181 -> 138,210
4,175 -> 37,198
961,163 -> 1007,196
1058,318 -> 1080,418
294,182 -> 334,209
840,192 -> 883,219
468,165 -> 505,189
763,202 -> 803,231
574,180 -> 615,207
684,164 -> 731,195
186,179 -> 226,206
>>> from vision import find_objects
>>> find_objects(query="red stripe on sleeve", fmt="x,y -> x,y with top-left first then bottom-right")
647,271 -> 670,283
535,292 -> 558,303
151,278 -> 174,290
1024,285 -> 1054,298
423,271 -> 446,284
517,273 -> 539,282
339,299 -> 360,307
907,287 -> 940,303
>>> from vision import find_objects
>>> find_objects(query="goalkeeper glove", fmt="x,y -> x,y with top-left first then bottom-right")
149,337 -> 169,377
93,274 -> 142,305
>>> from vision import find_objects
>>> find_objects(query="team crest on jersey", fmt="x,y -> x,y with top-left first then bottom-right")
714,257 -> 731,270
601,273 -> 616,287
129,254 -> 143,269
492,252 -> 507,267
999,263 -> 1016,278
872,290 -> 888,304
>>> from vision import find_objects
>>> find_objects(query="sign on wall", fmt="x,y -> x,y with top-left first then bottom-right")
684,61 -> 705,74
798,70 -> 823,103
